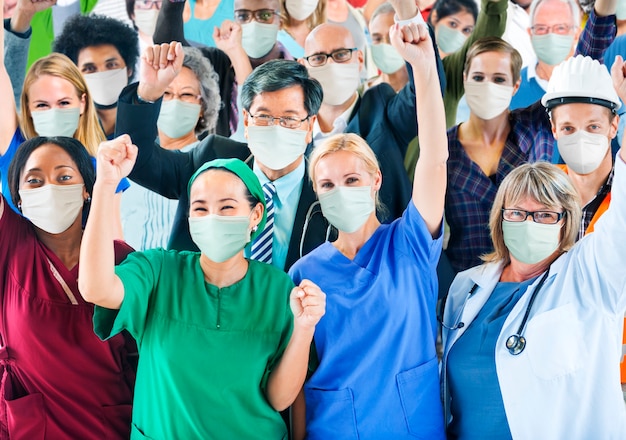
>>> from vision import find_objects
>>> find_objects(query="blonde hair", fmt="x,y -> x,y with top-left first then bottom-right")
280,0 -> 327,32
308,133 -> 385,214
482,162 -> 581,265
20,53 -> 105,156
464,37 -> 523,85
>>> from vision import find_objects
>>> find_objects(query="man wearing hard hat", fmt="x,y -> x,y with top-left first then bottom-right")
542,54 -> 625,391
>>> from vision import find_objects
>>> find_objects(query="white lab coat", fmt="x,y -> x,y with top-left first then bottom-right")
442,156 -> 626,439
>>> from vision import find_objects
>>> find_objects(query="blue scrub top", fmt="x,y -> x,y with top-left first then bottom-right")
289,202 -> 445,440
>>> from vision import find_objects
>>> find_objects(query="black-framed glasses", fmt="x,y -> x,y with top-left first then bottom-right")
303,48 -> 357,67
501,208 -> 565,225
530,23 -> 574,36
234,9 -> 279,24
248,113 -> 309,129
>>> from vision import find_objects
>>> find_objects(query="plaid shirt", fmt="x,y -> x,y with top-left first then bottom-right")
443,11 -> 616,273
445,102 -> 554,272
579,168 -> 613,240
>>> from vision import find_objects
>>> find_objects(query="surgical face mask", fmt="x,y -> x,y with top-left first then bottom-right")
19,183 -> 85,234
31,107 -> 80,137
502,220 -> 561,265
557,130 -> 610,175
246,125 -> 308,170
189,214 -> 252,263
370,43 -> 405,74
531,34 -> 574,66
617,0 -> 626,19
464,82 -> 514,120
241,21 -> 279,59
285,0 -> 319,21
157,99 -> 202,139
84,67 -> 129,106
134,8 -> 159,37
436,25 -> 467,54
318,185 -> 374,233
308,62 -> 360,106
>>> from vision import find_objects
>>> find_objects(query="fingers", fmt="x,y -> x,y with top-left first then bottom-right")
142,41 -> 183,70
98,135 -> 136,164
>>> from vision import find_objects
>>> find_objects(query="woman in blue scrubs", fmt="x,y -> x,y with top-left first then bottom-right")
288,19 -> 448,440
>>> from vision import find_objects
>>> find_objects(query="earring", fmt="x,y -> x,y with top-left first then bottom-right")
17,202 -> 21,210
252,225 -> 258,232
85,196 -> 91,203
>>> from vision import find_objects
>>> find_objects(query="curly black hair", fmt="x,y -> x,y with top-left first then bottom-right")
53,14 -> 140,81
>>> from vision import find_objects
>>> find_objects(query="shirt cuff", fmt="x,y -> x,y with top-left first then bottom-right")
394,10 -> 426,26
3,18 -> 32,39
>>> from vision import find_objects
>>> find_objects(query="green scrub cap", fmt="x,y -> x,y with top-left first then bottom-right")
187,158 -> 266,241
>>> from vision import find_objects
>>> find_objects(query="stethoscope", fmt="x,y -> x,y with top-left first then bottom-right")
439,269 -> 551,356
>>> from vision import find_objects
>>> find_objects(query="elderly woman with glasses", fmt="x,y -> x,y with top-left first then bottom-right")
440,67 -> 626,440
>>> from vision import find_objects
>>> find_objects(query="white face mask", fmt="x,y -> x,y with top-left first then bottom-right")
308,62 -> 360,106
502,220 -> 561,265
557,130 -> 610,175
134,8 -> 159,37
157,99 -> 202,139
246,125 -> 308,170
436,25 -> 467,54
31,107 -> 81,137
285,0 -> 319,20
370,43 -> 405,74
318,185 -> 374,233
19,183 -> 85,234
189,214 -> 252,263
241,21 -> 279,59
464,82 -> 514,120
84,67 -> 129,106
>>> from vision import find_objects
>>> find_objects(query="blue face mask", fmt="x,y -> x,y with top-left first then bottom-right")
531,33 -> 574,66
31,107 -> 80,137
502,220 -> 561,264
436,24 -> 467,54
318,185 -> 374,233
188,214 -> 252,262
157,99 -> 202,139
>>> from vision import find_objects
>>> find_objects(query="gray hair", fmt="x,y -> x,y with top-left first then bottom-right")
370,2 -> 395,24
240,59 -> 323,116
529,0 -> 581,28
483,162 -> 581,265
182,46 -> 221,135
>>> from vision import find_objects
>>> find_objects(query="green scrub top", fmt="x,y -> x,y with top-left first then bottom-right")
94,249 -> 294,439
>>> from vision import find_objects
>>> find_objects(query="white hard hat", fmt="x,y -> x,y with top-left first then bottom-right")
541,55 -> 621,112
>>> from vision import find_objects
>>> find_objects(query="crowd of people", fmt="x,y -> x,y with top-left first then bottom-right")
1,0 -> 626,438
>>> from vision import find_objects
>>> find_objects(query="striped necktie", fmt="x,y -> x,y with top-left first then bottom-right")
250,182 -> 277,264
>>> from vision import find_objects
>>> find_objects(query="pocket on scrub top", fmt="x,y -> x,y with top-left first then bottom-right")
396,357 -> 445,439
6,392 -> 46,440
525,303 -> 587,380
305,387 -> 359,440
131,423 -> 155,439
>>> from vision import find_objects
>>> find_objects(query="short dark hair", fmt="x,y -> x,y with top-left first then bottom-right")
8,137 -> 96,212
53,14 -> 140,81
241,59 -> 323,116
428,0 -> 478,26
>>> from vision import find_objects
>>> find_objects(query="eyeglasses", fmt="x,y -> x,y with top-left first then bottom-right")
163,91 -> 202,103
501,208 -> 565,225
530,23 -> 574,36
135,0 -> 162,10
234,9 -> 279,24
303,48 -> 357,67
248,113 -> 309,129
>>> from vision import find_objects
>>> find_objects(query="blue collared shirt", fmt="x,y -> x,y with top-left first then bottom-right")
245,159 -> 305,270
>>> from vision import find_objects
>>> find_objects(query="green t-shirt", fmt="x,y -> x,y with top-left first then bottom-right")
94,250 -> 294,439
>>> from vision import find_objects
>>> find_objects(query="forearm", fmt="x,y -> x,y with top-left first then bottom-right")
78,181 -> 125,308
1,21 -> 20,154
594,0 -> 617,17
153,0 -> 189,45
393,0 -> 420,21
266,325 -> 315,411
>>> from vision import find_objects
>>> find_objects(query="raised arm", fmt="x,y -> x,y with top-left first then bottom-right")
612,55 -> 626,164
575,0 -> 617,61
153,0 -> 189,46
79,135 -> 138,309
1,0 -> 18,151
213,19 -> 252,85
391,20 -> 448,237
266,280 -> 325,411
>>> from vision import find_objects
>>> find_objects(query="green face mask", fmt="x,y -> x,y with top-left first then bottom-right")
31,107 -> 80,137
531,33 -> 574,66
502,220 -> 561,264
157,99 -> 202,139
318,185 -> 374,233
436,25 -> 467,55
370,43 -> 405,74
188,214 -> 252,262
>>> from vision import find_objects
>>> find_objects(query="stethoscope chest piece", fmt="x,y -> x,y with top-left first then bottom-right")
506,334 -> 526,355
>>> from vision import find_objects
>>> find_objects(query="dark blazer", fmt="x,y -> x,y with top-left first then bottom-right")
115,83 -> 330,271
